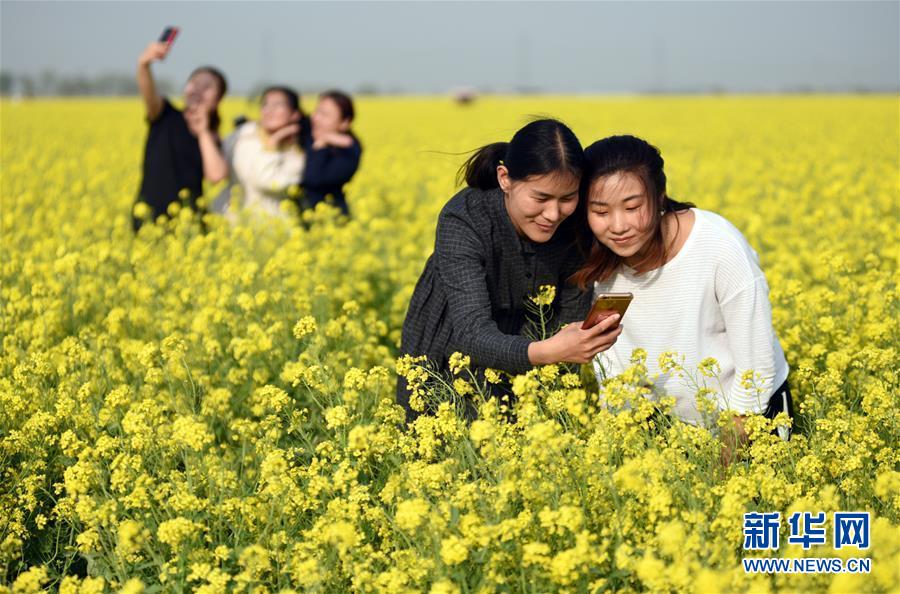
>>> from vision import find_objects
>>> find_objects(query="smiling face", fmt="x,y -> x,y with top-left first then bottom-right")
260,90 -> 300,134
586,170 -> 659,266
498,166 -> 580,243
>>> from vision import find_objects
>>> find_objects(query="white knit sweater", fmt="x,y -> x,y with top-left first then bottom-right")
591,208 -> 789,426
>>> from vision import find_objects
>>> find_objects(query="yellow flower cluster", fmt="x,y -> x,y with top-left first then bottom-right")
0,96 -> 897,592
530,284 -> 557,307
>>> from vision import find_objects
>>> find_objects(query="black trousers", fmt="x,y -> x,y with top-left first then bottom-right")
762,379 -> 794,441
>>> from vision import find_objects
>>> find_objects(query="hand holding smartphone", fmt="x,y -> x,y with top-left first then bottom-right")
581,292 -> 633,330
139,27 -> 179,67
534,294 -> 628,365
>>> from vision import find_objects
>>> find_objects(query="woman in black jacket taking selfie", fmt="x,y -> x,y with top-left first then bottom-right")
397,119 -> 624,424
133,38 -> 228,231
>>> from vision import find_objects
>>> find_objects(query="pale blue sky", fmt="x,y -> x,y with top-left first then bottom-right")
1,1 -> 897,94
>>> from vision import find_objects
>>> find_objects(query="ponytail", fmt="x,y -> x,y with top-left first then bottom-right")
456,119 -> 583,191
457,142 -> 508,190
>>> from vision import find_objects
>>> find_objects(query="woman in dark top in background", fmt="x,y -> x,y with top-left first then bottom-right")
397,119 -> 624,424
301,90 -> 362,216
133,38 -> 228,232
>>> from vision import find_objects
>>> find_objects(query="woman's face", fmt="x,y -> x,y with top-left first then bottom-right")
260,91 -> 300,133
586,170 -> 656,266
183,71 -> 222,110
311,97 -> 350,136
499,167 -> 580,243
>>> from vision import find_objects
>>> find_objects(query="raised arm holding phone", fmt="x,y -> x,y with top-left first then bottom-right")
132,28 -> 228,231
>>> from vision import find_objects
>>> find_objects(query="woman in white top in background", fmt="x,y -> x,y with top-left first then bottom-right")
569,135 -> 792,457
216,86 -> 306,219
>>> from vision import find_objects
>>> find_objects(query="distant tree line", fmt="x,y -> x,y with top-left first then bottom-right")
0,70 -> 174,97
0,70 -> 892,97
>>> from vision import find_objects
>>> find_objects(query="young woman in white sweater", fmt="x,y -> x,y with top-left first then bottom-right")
571,135 -> 792,448
214,86 -> 306,220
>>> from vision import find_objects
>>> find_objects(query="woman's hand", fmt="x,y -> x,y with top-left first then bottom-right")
528,313 -> 623,366
312,131 -> 354,150
720,414 -> 749,468
265,123 -> 301,150
184,106 -> 228,182
184,106 -> 210,136
138,42 -> 170,67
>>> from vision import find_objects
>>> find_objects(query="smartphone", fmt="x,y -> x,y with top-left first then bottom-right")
581,292 -> 633,330
159,26 -> 179,48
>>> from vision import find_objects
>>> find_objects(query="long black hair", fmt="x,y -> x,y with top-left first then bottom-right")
457,118 -> 584,190
571,135 -> 695,288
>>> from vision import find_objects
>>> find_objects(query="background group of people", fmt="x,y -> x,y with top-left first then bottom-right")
133,39 -> 362,232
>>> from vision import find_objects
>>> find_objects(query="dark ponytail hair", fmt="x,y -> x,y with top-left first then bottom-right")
189,65 -> 228,133
571,135 -> 695,288
458,118 -> 584,190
